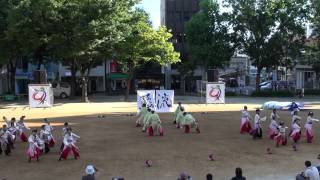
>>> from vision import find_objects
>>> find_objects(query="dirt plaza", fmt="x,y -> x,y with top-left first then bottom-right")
1,96 -> 320,180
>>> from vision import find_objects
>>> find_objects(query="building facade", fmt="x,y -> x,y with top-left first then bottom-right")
161,0 -> 201,91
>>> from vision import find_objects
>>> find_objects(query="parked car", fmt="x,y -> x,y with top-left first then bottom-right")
52,82 -> 71,99
259,81 -> 272,90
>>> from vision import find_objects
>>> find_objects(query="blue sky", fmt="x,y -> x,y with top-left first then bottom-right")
137,0 -> 161,28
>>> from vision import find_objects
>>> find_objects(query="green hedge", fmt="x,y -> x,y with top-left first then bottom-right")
225,91 -> 237,96
304,89 -> 320,95
251,90 -> 294,97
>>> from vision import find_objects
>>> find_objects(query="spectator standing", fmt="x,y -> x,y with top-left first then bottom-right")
82,165 -> 98,180
303,161 -> 320,180
206,173 -> 213,180
231,167 -> 246,180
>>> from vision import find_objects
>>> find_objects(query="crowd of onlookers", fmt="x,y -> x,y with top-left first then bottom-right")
81,160 -> 320,180
81,166 -> 246,180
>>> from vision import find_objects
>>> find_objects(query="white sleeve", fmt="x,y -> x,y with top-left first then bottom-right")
28,136 -> 34,143
63,135 -> 69,145
24,123 -> 30,130
254,115 -> 259,123
72,133 -> 80,139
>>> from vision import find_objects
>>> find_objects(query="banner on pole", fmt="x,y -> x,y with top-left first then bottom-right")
206,83 -> 225,104
155,90 -> 174,112
28,84 -> 54,108
137,90 -> 156,112
137,90 -> 174,112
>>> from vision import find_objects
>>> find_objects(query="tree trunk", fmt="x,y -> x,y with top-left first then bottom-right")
124,63 -> 133,102
6,64 -> 10,94
256,67 -> 262,91
180,76 -> 186,95
125,75 -> 132,102
81,76 -> 89,102
35,46 -> 45,71
9,66 -> 16,95
70,60 -> 77,96
9,58 -> 16,95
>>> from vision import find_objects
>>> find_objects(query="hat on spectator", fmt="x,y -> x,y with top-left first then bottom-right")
85,165 -> 95,175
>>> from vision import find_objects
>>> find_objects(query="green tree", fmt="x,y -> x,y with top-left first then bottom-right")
7,0 -> 61,71
226,0 -> 309,90
52,0 -> 139,101
307,0 -> 320,85
0,0 -> 23,94
116,9 -> 180,101
185,0 -> 234,81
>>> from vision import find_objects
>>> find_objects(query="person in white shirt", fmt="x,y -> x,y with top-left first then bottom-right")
240,106 -> 252,134
274,121 -> 288,147
290,111 -> 301,135
251,109 -> 266,139
43,118 -> 55,148
4,117 -> 17,144
302,161 -> 320,180
305,112 -> 319,143
270,109 -> 280,121
59,127 -> 80,161
27,129 -> 42,162
60,122 -> 69,152
0,125 -> 12,156
16,116 -> 30,142
291,118 -> 302,143
39,125 -> 51,154
268,111 -> 279,139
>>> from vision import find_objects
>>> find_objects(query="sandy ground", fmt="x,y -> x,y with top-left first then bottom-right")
1,97 -> 320,180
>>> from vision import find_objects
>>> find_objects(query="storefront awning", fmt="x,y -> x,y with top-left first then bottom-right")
107,73 -> 128,80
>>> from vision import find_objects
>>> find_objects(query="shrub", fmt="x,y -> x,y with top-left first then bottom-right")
304,89 -> 320,95
225,91 -> 237,96
251,90 -> 294,97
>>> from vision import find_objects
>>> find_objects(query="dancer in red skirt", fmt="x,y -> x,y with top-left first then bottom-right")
274,121 -> 288,147
290,118 -> 302,143
3,117 -> 16,150
43,118 -> 55,147
173,102 -> 183,124
304,112 -> 319,143
39,125 -> 51,154
181,112 -> 200,134
268,111 -> 279,139
60,122 -> 69,152
0,125 -> 12,156
290,111 -> 301,135
250,109 -> 266,139
27,129 -> 41,162
16,116 -> 30,142
59,127 -> 80,161
136,104 -> 147,127
240,106 -> 252,134
175,107 -> 185,129
145,111 -> 164,136
4,117 -> 17,144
